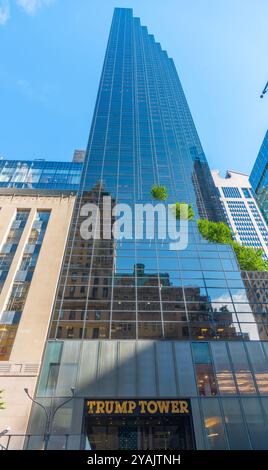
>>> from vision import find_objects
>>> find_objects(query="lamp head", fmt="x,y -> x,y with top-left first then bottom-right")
0,427 -> 11,437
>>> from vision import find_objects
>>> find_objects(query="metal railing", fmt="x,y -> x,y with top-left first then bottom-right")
0,434 -> 84,450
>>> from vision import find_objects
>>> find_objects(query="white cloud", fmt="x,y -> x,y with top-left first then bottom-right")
16,78 -> 56,105
0,0 -> 54,26
0,0 -> 10,25
17,79 -> 46,103
16,0 -> 54,15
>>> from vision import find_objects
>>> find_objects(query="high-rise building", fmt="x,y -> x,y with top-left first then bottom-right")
0,194 -> 77,446
0,159 -> 83,446
211,169 -> 268,256
72,150 -> 86,163
4,8 -> 268,450
249,130 -> 268,224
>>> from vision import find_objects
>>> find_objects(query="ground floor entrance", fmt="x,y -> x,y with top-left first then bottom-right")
84,400 -> 195,450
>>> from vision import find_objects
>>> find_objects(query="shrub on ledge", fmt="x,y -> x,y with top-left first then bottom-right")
151,185 -> 168,201
197,219 -> 233,244
197,219 -> 268,271
173,202 -> 195,220
231,242 -> 268,271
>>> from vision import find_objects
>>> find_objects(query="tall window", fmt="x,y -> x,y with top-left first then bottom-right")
0,211 -> 50,360
192,342 -> 217,396
0,210 -> 29,294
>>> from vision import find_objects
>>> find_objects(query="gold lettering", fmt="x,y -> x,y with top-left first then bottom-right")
138,401 -> 148,413
115,401 -> 128,414
157,401 -> 170,413
128,401 -> 136,414
87,399 -> 190,416
96,401 -> 105,414
171,401 -> 181,414
147,401 -> 158,414
105,401 -> 115,414
179,400 -> 189,414
87,401 -> 96,414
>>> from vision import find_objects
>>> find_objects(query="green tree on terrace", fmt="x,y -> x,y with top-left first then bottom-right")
173,202 -> 195,220
197,219 -> 268,272
151,185 -> 168,201
197,219 -> 233,244
231,242 -> 268,271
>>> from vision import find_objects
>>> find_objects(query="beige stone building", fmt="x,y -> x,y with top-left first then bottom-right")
0,192 -> 76,446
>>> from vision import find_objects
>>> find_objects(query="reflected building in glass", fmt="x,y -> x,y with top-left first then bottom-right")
250,130 -> 268,224
27,8 -> 268,450
211,169 -> 268,257
0,158 -> 82,191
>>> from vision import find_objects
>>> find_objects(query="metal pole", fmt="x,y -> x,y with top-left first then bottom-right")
24,387 -> 75,450
24,388 -> 50,449
47,388 -> 75,449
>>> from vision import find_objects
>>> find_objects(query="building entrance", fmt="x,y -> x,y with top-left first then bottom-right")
84,400 -> 195,450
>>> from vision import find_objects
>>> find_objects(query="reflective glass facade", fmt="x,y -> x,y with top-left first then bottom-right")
28,8 -> 268,450
249,130 -> 268,223
48,8 -> 266,342
0,159 -> 82,191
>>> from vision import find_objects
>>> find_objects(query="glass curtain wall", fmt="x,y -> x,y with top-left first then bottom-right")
48,8 -> 264,342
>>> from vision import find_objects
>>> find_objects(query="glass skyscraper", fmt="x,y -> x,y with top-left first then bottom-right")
250,130 -> 268,224
27,8 -> 268,450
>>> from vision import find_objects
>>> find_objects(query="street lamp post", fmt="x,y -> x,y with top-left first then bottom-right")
24,387 -> 75,450
260,81 -> 268,98
0,427 -> 11,450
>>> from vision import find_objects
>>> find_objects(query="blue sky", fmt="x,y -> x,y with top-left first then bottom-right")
0,0 -> 267,175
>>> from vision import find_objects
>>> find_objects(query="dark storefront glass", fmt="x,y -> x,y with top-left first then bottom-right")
85,414 -> 194,450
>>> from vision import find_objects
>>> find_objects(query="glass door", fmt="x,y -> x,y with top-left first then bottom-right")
85,414 -> 195,450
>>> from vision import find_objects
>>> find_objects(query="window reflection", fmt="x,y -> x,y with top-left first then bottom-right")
241,398 -> 268,450
46,185 -> 268,343
0,160 -> 82,190
111,322 -> 136,339
201,398 -> 228,450
192,343 -> 217,396
210,343 -> 237,395
0,210 -> 29,300
221,398 -> 251,449
85,323 -> 110,339
0,210 -> 48,360
246,342 -> 268,394
228,343 -> 256,394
